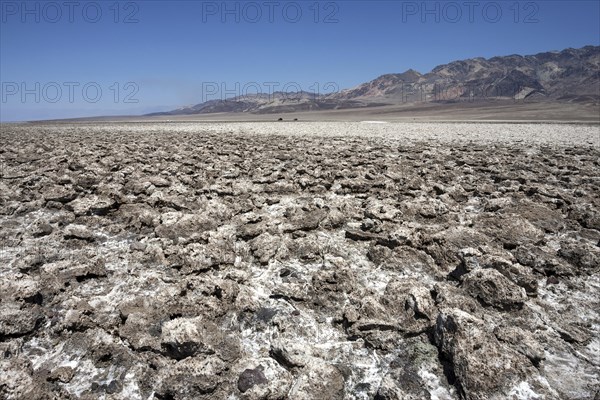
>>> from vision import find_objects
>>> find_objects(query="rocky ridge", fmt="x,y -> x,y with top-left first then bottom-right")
153,46 -> 600,116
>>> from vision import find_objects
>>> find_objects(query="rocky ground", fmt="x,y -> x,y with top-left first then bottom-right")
0,122 -> 599,400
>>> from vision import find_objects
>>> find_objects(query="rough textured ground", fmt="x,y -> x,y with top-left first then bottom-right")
1,122 -> 599,400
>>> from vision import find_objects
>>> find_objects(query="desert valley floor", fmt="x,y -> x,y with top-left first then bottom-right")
0,121 -> 599,399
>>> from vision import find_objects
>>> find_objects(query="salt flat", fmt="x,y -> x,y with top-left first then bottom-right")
1,122 -> 599,399
19,121 -> 600,146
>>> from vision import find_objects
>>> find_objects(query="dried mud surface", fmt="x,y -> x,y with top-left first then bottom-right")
1,122 -> 599,400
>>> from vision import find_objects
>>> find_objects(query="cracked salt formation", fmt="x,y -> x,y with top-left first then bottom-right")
0,122 -> 599,399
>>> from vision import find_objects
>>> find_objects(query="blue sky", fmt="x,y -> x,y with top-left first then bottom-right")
1,0 -> 599,121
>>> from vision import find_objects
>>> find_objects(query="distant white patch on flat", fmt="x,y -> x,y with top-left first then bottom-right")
361,121 -> 388,124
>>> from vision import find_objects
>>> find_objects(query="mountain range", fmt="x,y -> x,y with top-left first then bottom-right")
149,45 -> 600,116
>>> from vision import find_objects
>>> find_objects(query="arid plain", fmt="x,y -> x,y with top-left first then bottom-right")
1,120 -> 599,399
